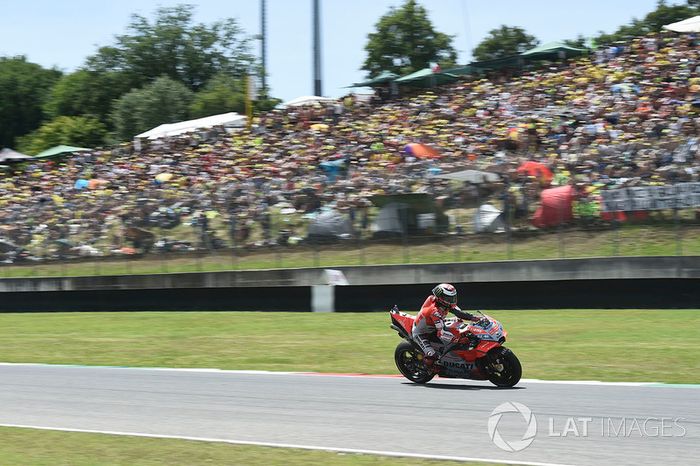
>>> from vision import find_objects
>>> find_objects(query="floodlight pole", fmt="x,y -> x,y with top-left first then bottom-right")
312,0 -> 322,96
261,0 -> 267,97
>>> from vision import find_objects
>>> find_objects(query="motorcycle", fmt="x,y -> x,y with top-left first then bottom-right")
389,306 -> 522,387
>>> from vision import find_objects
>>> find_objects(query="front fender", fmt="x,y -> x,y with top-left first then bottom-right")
475,340 -> 501,355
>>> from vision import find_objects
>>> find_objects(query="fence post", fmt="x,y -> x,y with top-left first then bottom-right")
674,207 -> 682,256
613,219 -> 620,256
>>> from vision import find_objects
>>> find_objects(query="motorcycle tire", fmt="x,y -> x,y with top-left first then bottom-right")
394,341 -> 435,384
485,347 -> 522,388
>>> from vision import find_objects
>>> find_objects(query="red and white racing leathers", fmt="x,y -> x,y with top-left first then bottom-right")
411,295 -> 476,358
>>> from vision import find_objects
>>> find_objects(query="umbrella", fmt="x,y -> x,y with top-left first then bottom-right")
517,161 -> 554,184
310,123 -> 329,131
35,145 -> 92,159
404,143 -> 441,159
155,173 -> 174,182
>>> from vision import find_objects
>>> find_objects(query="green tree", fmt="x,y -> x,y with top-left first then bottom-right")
472,25 -> 539,62
43,70 -> 131,127
190,73 -> 246,118
362,0 -> 457,77
112,76 -> 194,140
16,115 -> 108,155
563,35 -> 588,49
0,56 -> 61,148
87,4 -> 255,91
596,1 -> 696,45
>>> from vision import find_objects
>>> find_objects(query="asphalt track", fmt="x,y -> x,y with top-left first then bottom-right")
0,364 -> 698,466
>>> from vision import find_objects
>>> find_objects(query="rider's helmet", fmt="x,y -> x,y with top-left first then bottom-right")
432,283 -> 457,310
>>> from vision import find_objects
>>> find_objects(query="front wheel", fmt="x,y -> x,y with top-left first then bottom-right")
394,341 -> 435,384
484,347 -> 522,387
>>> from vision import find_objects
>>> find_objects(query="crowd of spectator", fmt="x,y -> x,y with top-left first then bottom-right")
2,31 -> 700,262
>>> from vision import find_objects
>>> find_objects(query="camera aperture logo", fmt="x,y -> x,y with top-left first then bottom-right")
488,401 -> 538,452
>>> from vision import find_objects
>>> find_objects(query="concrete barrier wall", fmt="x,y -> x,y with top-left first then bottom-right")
1,256 -> 699,293
0,257 -> 698,311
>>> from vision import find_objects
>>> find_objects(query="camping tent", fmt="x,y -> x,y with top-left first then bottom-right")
135,112 -> 246,140
307,209 -> 353,241
520,41 -> 588,60
404,143 -> 441,159
395,68 -> 459,88
370,193 -> 448,236
532,185 -> 574,228
435,169 -> 500,184
281,95 -> 337,107
350,71 -> 399,87
474,204 -> 506,233
0,148 -> 32,163
517,161 -> 554,184
35,145 -> 92,159
663,15 -> 700,32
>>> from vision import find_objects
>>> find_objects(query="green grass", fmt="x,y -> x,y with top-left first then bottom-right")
0,427 -> 503,466
3,224 -> 699,278
0,310 -> 698,384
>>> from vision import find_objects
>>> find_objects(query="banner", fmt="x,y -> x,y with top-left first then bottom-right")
600,182 -> 700,212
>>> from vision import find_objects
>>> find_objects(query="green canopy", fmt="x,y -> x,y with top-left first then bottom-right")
350,71 -> 399,87
520,41 -> 588,60
395,68 -> 459,88
35,145 -> 92,159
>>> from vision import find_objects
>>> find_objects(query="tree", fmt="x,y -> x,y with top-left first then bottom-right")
472,26 -> 539,62
16,116 -> 108,155
0,56 -> 61,148
43,70 -> 131,127
86,4 -> 256,91
112,76 -> 194,140
563,35 -> 588,49
362,0 -> 457,77
595,1 -> 696,45
190,73 -> 246,118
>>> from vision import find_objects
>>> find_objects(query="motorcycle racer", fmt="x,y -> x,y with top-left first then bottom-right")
412,283 -> 481,368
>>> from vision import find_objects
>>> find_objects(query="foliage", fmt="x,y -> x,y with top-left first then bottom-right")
362,0 -> 457,77
595,0 -> 697,45
0,56 -> 61,149
86,4 -> 256,91
472,25 -> 539,62
16,116 -> 108,155
43,70 -> 131,127
563,35 -> 588,49
189,73 -> 246,118
112,76 -> 194,140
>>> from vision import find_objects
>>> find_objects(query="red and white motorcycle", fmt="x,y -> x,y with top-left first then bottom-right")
389,306 -> 522,387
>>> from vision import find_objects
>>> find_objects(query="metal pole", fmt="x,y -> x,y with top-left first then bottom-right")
260,0 -> 267,97
312,0 -> 322,96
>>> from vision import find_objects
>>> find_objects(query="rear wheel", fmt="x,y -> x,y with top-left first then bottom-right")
394,341 -> 435,384
484,347 -> 521,387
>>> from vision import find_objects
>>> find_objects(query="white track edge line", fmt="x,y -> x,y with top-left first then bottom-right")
0,423 -> 574,466
0,362 -> 694,387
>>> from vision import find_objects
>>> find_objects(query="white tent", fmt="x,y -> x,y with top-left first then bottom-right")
663,15 -> 700,33
280,95 -> 337,108
474,204 -> 505,233
135,112 -> 247,140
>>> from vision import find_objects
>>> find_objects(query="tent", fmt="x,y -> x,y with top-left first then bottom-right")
0,148 -> 32,163
663,15 -> 700,32
370,193 -> 448,236
135,112 -> 246,140
349,71 -> 399,87
280,95 -> 337,107
435,169 -> 500,184
520,41 -> 588,60
474,204 -> 506,233
307,209 -> 353,241
395,68 -> 459,88
532,185 -> 574,228
35,145 -> 91,159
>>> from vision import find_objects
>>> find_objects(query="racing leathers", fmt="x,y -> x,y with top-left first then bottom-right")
411,295 -> 479,361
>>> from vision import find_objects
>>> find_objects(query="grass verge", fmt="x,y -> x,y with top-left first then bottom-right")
0,427 -> 503,466
0,310 -> 698,384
